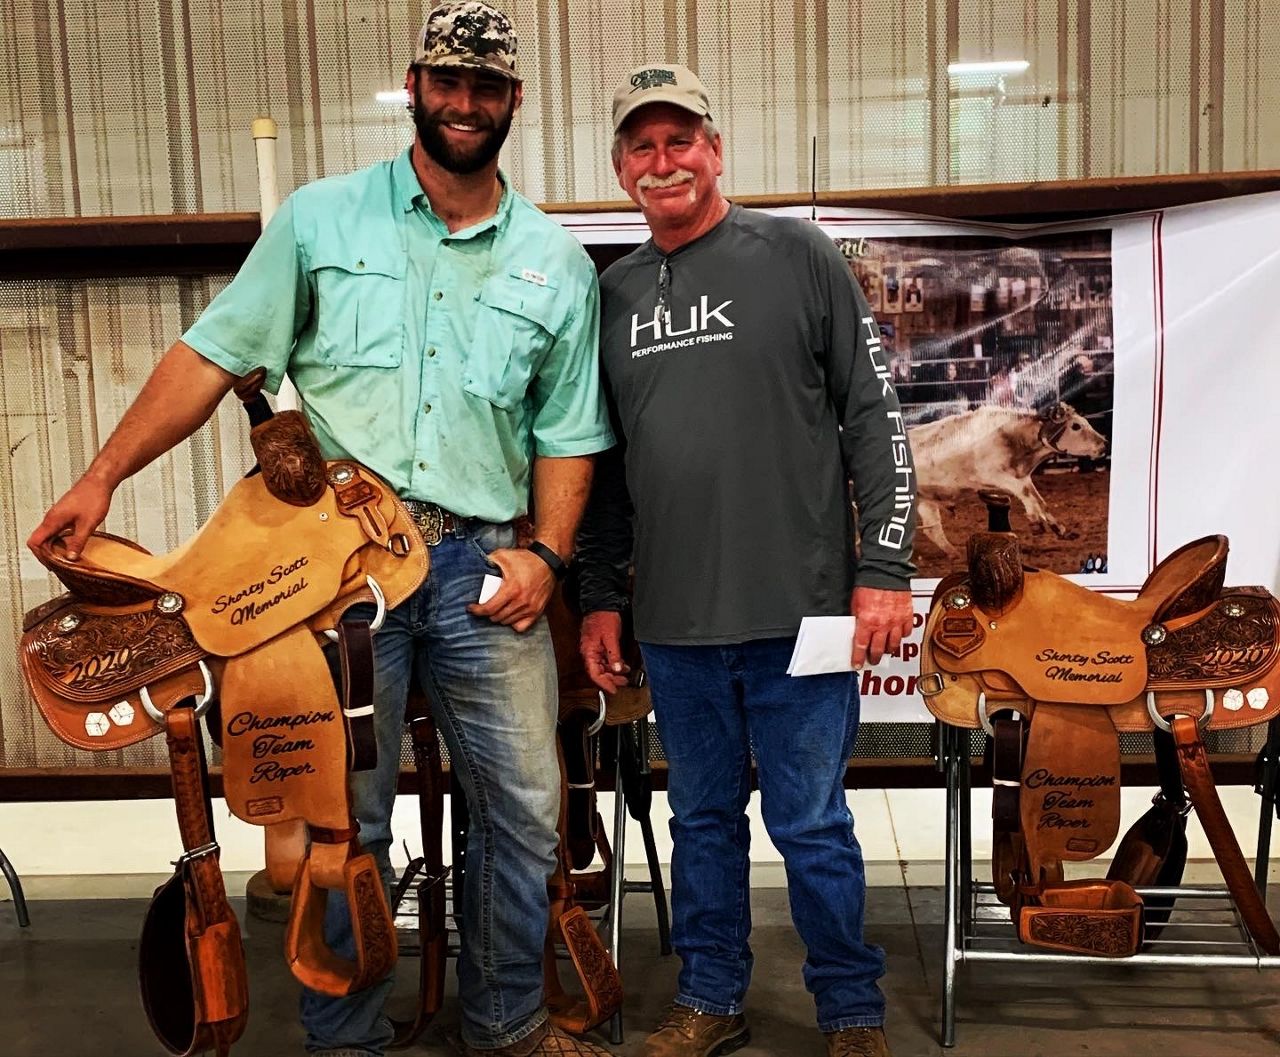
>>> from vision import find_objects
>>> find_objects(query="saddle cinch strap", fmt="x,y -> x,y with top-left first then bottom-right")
920,531 -> 1280,957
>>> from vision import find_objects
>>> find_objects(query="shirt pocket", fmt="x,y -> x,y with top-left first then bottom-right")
308,250 -> 407,368
463,271 -> 562,412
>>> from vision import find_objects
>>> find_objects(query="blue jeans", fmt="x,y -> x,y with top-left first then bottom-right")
641,637 -> 886,1032
302,521 -> 561,1054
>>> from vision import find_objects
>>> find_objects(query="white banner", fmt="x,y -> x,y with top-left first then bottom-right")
558,193 -> 1280,721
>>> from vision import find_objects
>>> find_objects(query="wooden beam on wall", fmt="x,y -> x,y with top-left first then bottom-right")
0,212 -> 262,279
3,172 -> 1279,280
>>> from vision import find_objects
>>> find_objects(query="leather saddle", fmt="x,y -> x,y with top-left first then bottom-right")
921,529 -> 1280,957
403,586 -> 643,1044
539,587 -> 647,1035
19,405 -> 427,1054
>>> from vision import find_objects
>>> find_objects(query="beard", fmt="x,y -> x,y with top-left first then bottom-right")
413,91 -> 515,175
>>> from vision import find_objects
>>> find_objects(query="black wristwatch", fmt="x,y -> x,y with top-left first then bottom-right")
527,540 -> 568,581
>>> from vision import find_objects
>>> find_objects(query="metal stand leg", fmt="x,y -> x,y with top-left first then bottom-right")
958,730 -> 974,940
629,720 -> 672,955
607,729 -> 628,1046
941,723 -> 961,1048
0,847 -> 29,928
636,811 -> 672,956
1254,717 -> 1280,896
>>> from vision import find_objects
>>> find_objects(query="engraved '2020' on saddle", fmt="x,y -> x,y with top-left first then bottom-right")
18,391 -> 427,1056
920,528 -> 1280,958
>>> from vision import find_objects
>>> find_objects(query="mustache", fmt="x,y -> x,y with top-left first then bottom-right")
637,170 -> 696,190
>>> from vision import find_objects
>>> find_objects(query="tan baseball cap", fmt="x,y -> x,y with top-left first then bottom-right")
611,64 -> 711,132
413,1 -> 520,82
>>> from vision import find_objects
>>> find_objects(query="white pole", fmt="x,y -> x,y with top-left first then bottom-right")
251,117 -> 299,411
252,117 -> 281,226
249,116 -> 305,899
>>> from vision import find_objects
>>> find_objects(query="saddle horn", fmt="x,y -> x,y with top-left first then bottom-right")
966,532 -> 1023,615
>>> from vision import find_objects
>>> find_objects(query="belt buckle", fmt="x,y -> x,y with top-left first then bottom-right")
415,506 -> 445,546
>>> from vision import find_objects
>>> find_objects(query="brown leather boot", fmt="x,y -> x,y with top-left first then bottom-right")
642,1004 -> 750,1056
454,1021 -> 614,1055
824,1025 -> 891,1057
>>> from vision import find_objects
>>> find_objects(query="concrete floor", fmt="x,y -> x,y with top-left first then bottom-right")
3,882 -> 1280,1057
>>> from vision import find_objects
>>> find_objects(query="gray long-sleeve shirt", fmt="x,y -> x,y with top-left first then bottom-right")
576,205 -> 916,644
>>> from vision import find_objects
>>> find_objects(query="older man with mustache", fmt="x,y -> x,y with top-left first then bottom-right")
574,66 -> 916,1057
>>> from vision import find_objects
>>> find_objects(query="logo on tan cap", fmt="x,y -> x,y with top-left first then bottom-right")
630,68 -> 678,92
612,63 -> 711,131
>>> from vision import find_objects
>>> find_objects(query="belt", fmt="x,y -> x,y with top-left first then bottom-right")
402,500 -> 468,546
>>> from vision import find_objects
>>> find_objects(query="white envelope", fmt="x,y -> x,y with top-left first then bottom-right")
787,616 -> 856,676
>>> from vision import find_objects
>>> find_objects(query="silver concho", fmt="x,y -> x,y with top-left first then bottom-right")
84,712 -> 111,737
1223,689 -> 1245,711
328,464 -> 356,486
1221,600 -> 1247,618
155,592 -> 184,615
1248,687 -> 1270,710
56,613 -> 82,633
944,590 -> 971,611
1141,623 -> 1168,646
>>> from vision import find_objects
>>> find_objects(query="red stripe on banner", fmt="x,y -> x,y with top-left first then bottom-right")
1148,212 -> 1167,568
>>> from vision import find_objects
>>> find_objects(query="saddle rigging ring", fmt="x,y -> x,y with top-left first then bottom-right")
139,660 -> 215,724
1146,687 -> 1215,733
587,691 -> 608,737
323,574 -> 387,641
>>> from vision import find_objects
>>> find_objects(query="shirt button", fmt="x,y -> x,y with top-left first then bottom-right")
418,461 -> 427,471
433,291 -> 444,301
427,347 -> 437,357
423,403 -> 432,414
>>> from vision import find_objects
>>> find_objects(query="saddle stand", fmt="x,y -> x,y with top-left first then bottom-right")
20,395 -> 428,1055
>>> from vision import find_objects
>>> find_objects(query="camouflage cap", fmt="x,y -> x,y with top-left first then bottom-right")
413,1 -> 520,82
612,63 -> 711,132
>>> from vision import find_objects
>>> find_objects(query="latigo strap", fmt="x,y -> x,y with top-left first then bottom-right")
139,705 -> 248,1056
388,694 -> 450,1049
1173,716 -> 1280,954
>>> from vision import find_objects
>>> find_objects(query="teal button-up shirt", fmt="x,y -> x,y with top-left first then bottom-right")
183,149 -> 614,522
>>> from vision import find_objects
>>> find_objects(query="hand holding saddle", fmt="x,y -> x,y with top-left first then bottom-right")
19,406 -> 429,1053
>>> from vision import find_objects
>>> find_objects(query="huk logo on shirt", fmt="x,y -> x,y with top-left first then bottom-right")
863,314 -> 916,550
629,296 -> 735,358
